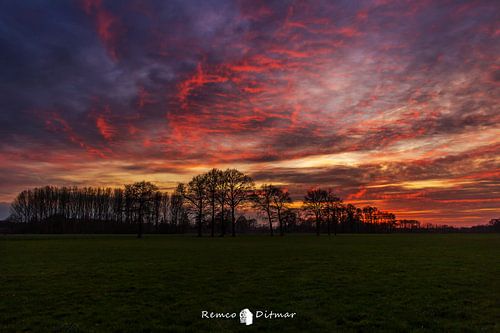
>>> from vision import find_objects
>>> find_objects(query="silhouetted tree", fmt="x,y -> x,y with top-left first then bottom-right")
324,190 -> 342,236
282,209 -> 298,233
170,185 -> 185,233
216,171 -> 230,236
252,185 -> 276,236
179,174 -> 208,237
160,192 -> 170,225
362,206 -> 377,232
489,218 -> 500,232
124,181 -> 159,238
204,168 -> 221,237
8,179 -> 409,236
343,203 -> 356,233
303,188 -> 328,236
354,207 -> 363,232
152,191 -> 163,232
113,188 -> 124,223
270,187 -> 292,236
10,190 -> 31,223
225,169 -> 254,237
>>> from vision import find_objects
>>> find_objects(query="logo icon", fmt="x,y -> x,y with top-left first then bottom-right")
239,308 -> 254,325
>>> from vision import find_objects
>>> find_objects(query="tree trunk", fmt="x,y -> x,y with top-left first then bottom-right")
220,204 -> 225,237
231,206 -> 236,237
316,213 -> 320,236
197,203 -> 202,237
137,205 -> 143,239
277,208 -> 283,236
211,195 -> 215,237
267,209 -> 273,236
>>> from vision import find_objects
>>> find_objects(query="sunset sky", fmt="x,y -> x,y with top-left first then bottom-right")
0,0 -> 499,225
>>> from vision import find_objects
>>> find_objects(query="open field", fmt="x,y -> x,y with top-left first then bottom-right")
1,234 -> 499,332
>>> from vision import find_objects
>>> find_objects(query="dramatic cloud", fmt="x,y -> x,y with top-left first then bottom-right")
0,0 -> 498,224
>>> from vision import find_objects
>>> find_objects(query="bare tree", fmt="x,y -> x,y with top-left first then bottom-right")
124,181 -> 159,238
303,188 -> 328,236
225,169 -> 254,237
152,191 -> 163,232
10,190 -> 31,223
204,168 -> 222,237
282,209 -> 298,233
179,174 -> 208,237
270,187 -> 292,236
252,185 -> 276,236
113,188 -> 124,223
8,180 -> 407,235
160,192 -> 170,226
324,190 -> 342,236
362,206 -> 377,232
170,185 -> 185,233
215,171 -> 230,237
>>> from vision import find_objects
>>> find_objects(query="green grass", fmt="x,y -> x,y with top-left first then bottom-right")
1,234 -> 499,332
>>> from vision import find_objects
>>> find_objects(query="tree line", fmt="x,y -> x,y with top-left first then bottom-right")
9,168 -> 417,236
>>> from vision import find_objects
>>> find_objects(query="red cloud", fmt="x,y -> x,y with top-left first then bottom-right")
45,112 -> 107,158
177,62 -> 229,108
96,115 -> 115,141
347,187 -> 367,200
82,0 -> 124,61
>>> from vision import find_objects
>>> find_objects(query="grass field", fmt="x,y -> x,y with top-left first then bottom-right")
1,234 -> 499,332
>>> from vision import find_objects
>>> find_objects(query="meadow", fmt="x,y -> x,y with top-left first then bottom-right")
1,234 -> 499,332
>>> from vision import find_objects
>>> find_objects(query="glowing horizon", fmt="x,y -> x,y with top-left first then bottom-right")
0,0 -> 499,226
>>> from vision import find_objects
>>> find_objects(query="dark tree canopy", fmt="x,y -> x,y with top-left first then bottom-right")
12,170 -> 485,236
124,181 -> 159,238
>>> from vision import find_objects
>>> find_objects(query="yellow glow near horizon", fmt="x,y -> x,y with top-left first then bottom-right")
368,179 -> 474,190
271,152 -> 365,169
